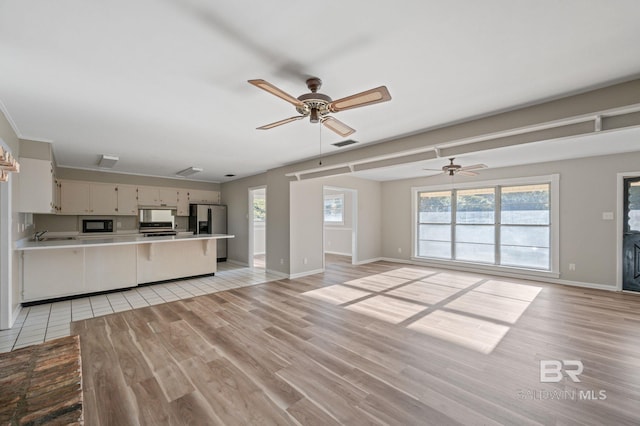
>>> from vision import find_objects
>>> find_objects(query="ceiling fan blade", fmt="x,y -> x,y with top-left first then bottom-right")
248,79 -> 304,108
458,163 -> 487,171
457,170 -> 479,176
321,116 -> 356,137
328,86 -> 391,112
257,116 -> 304,130
422,168 -> 444,172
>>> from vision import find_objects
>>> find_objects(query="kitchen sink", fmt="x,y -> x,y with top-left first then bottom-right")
40,237 -> 76,241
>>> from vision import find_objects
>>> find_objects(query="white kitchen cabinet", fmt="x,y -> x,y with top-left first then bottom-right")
137,186 -> 179,207
22,245 -> 137,302
158,188 -> 179,207
116,185 -> 138,215
90,183 -> 118,214
59,180 -> 91,214
177,189 -> 190,216
22,248 -> 85,301
136,186 -> 160,206
59,180 -> 119,215
188,189 -> 220,204
136,239 -> 216,284
18,158 -> 56,213
18,235 -> 230,302
84,245 -> 137,291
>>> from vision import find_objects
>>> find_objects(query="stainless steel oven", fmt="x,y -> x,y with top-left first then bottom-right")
82,219 -> 114,233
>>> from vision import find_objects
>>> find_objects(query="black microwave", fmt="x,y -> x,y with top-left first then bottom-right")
82,219 -> 114,233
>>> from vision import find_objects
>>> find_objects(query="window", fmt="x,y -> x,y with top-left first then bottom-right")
500,184 -> 550,269
456,187 -> 495,263
253,196 -> 266,222
415,177 -> 556,273
324,194 -> 344,224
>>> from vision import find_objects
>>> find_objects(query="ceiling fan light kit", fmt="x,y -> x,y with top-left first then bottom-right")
249,77 -> 391,137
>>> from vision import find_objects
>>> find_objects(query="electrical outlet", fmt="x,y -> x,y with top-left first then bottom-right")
303,257 -> 308,265
280,258 -> 284,265
569,263 -> 576,271
398,247 -> 402,253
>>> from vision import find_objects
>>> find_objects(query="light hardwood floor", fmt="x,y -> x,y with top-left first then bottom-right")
71,259 -> 640,425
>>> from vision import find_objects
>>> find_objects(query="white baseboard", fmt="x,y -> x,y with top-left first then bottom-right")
324,251 -> 352,256
353,257 -> 384,265
6,304 -> 22,330
549,278 -> 617,292
380,257 -> 413,264
289,268 -> 324,279
378,257 -> 618,292
226,259 -> 249,267
265,269 -> 289,280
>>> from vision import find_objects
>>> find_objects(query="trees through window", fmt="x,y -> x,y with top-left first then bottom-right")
417,182 -> 552,271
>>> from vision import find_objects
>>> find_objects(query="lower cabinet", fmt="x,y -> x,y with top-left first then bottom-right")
136,240 -> 216,284
23,249 -> 85,301
22,245 -> 137,302
21,239 -> 220,302
84,245 -> 137,292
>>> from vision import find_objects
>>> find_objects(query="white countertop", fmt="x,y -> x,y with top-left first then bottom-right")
15,233 -> 234,251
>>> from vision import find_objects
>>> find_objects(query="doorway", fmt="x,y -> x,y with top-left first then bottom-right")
623,176 -> 640,292
249,187 -> 266,269
323,186 -> 357,267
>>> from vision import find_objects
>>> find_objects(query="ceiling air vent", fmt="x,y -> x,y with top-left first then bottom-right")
332,139 -> 358,148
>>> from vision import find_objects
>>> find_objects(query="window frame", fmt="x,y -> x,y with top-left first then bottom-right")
411,174 -> 559,278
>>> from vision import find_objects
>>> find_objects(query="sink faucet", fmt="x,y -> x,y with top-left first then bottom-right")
34,230 -> 48,241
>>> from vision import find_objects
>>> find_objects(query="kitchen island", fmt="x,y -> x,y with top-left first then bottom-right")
15,233 -> 234,303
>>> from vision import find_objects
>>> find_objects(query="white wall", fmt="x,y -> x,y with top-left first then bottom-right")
290,175 -> 382,277
290,180 -> 324,276
381,150 -> 640,288
0,110 -> 31,329
220,173 -> 267,266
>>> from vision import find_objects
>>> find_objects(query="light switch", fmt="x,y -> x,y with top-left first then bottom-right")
602,212 -> 614,220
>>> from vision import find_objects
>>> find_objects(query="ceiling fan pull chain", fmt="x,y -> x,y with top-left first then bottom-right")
318,121 -> 323,166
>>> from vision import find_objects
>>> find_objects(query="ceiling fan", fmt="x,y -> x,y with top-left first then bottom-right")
425,158 -> 488,176
248,77 -> 391,137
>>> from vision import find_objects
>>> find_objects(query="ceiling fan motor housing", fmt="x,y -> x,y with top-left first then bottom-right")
297,93 -> 332,123
293,77 -> 331,123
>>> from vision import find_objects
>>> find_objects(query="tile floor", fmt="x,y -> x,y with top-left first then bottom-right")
0,263 -> 281,353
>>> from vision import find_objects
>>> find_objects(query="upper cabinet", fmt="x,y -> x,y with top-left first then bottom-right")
137,186 -> 179,207
90,183 -> 118,214
18,158 -> 57,213
56,179 -> 219,216
188,189 -> 220,204
59,180 -> 90,214
59,180 -> 118,215
116,185 -> 138,216
159,188 -> 179,207
177,190 -> 189,216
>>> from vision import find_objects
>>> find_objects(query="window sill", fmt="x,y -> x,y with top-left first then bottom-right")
410,256 -> 560,280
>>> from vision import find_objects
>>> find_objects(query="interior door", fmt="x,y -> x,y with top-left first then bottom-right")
623,177 -> 640,292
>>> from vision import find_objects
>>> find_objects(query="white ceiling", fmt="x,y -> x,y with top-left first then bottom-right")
1,1 -> 640,183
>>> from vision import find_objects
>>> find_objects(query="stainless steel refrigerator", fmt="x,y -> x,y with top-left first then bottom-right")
189,204 -> 227,261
